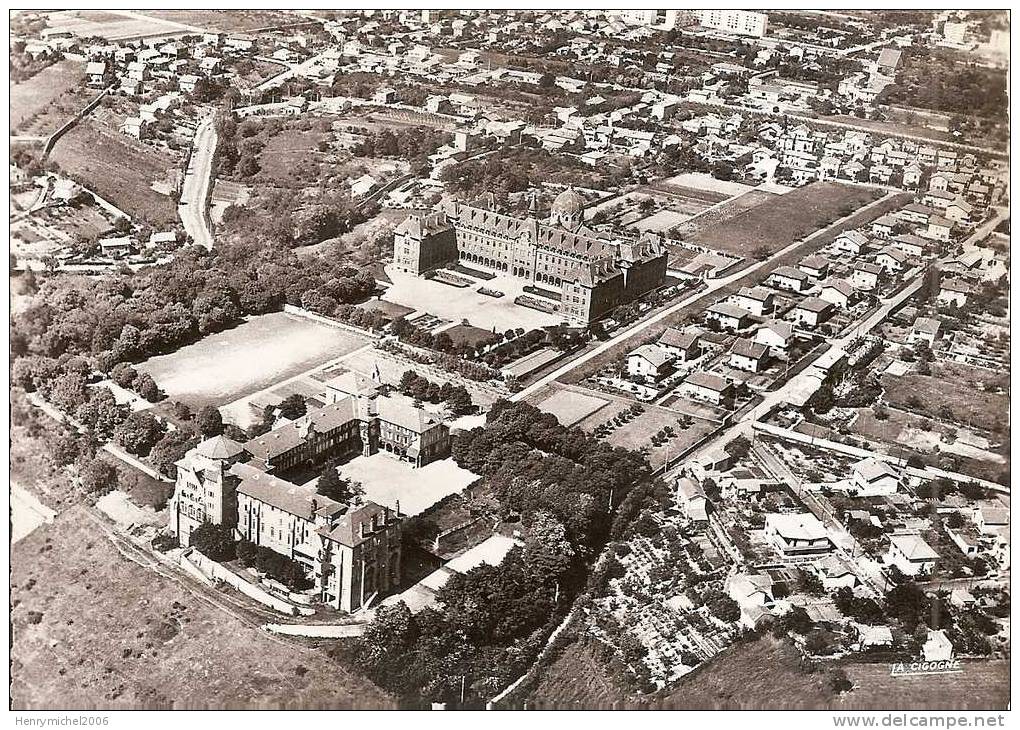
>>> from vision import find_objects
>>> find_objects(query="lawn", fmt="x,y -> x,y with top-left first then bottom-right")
256,126 -> 332,188
49,120 -> 179,226
140,9 -> 299,32
443,323 -> 497,349
680,182 -> 881,257
10,59 -> 86,133
136,312 -> 369,410
10,506 -> 393,709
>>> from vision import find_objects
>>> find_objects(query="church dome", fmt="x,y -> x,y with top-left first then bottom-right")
550,187 -> 584,218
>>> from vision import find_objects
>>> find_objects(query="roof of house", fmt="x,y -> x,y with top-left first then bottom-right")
797,296 -> 832,313
677,476 -> 707,502
822,278 -> 855,298
913,316 -> 941,335
771,265 -> 810,282
731,338 -> 768,360
708,302 -> 752,320
758,319 -> 794,340
889,534 -> 939,561
855,262 -> 883,275
736,285 -> 775,302
799,255 -> 830,272
684,370 -> 731,393
878,246 -> 908,262
854,457 -> 899,484
630,343 -> 672,368
941,278 -> 971,293
766,512 -> 828,542
658,327 -> 699,350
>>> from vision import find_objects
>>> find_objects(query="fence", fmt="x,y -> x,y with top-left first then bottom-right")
181,548 -> 314,616
282,304 -> 383,339
43,86 -> 111,159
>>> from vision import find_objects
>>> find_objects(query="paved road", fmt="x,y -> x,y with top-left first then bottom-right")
511,191 -> 899,403
178,115 -> 217,250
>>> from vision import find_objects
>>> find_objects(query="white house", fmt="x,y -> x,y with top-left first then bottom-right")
676,477 -> 708,523
909,317 -> 941,346
706,302 -> 752,332
729,286 -> 775,316
851,262 -> 883,291
832,230 -> 868,256
819,278 -> 855,308
627,344 -> 674,381
754,319 -> 794,354
922,630 -> 954,662
765,513 -> 833,557
792,297 -> 833,327
937,279 -> 970,308
726,573 -> 777,629
886,534 -> 938,576
851,458 -> 900,496
815,555 -> 857,591
729,338 -> 768,373
798,255 -> 830,280
657,328 -> 700,361
768,265 -> 811,294
875,246 -> 908,274
682,371 -> 734,407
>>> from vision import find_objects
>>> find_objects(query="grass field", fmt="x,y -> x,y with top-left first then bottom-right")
679,182 -> 880,257
442,323 -> 495,348
880,370 -> 1009,441
136,312 -> 369,410
536,386 -> 611,426
10,507 -> 392,709
140,9 -> 299,32
840,660 -> 1009,710
43,10 -> 198,41
10,60 -> 90,135
256,127 -> 332,188
49,120 -> 179,225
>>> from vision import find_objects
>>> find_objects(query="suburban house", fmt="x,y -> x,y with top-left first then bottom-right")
798,255 -> 830,279
927,216 -> 953,241
922,630 -> 955,662
767,265 -> 811,293
706,302 -> 752,332
875,246 -> 909,274
682,371 -> 735,407
754,319 -> 794,353
851,458 -> 900,497
729,285 -> 776,316
657,328 -> 701,361
910,316 -> 942,346
815,555 -> 857,591
729,338 -> 768,373
851,262 -> 883,291
725,573 -> 778,629
765,513 -> 833,557
892,233 -> 930,258
819,278 -> 855,308
676,477 -> 709,523
792,297 -> 833,327
886,534 -> 938,576
86,60 -> 111,87
937,279 -> 971,308
627,344 -> 674,381
832,230 -> 868,256
870,214 -> 898,239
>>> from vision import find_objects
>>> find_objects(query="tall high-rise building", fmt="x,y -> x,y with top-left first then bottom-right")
698,9 -> 769,38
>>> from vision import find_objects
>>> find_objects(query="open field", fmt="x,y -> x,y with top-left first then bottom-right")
42,9 -> 200,40
678,182 -> 879,257
49,120 -> 179,225
840,661 -> 1009,710
137,312 -> 369,410
256,127 -> 332,188
671,188 -> 776,244
10,507 -> 392,709
140,9 -> 300,32
535,386 -> 611,426
880,370 -> 1009,442
10,59 -> 87,133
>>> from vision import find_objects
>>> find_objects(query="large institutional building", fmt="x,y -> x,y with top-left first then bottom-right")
168,374 -> 448,613
393,188 -> 669,325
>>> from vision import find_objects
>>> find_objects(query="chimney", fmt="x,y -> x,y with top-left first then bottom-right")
311,498 -> 318,513
395,499 -> 401,517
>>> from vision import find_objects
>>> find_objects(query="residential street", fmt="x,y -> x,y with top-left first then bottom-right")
178,115 -> 217,249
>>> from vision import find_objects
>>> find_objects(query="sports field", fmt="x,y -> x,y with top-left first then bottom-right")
136,312 -> 369,410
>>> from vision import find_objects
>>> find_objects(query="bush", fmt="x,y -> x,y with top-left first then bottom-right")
190,522 -> 236,562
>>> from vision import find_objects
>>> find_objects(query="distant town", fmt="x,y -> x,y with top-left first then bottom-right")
9,8 -> 1010,712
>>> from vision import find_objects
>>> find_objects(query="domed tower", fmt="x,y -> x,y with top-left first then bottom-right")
549,186 -> 584,230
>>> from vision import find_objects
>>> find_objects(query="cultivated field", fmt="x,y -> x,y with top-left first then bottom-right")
10,507 -> 393,709
535,385 -> 611,426
680,182 -> 880,257
256,126 -> 332,188
42,9 -> 199,41
49,120 -> 179,225
136,312 -> 369,410
10,59 -> 87,134
880,370 -> 1010,442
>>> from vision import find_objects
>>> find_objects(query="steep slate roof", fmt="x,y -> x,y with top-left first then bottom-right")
318,501 -> 392,547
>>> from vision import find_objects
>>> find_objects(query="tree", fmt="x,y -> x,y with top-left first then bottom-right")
114,411 -> 167,456
706,593 -> 741,623
522,511 -> 575,583
317,460 -> 361,504
110,362 -> 138,389
197,405 -> 225,436
75,388 -> 128,441
79,457 -> 118,495
190,522 -> 236,562
278,393 -> 307,420
725,435 -> 751,461
150,430 -> 199,478
48,372 -> 90,413
133,372 -> 165,402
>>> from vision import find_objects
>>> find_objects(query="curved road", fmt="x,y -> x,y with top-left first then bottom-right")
179,115 -> 217,249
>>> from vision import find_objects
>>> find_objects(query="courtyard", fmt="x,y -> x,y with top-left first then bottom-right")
381,263 -> 565,332
333,453 -> 481,517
